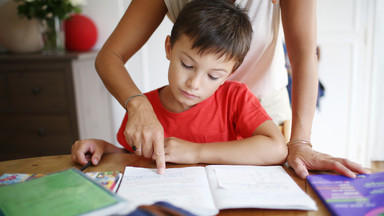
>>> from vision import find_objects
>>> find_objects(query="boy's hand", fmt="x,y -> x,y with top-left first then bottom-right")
287,144 -> 370,179
71,139 -> 105,166
125,97 -> 166,174
164,137 -> 199,164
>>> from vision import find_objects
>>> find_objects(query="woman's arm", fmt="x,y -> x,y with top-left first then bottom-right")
96,0 -> 167,103
95,0 -> 168,173
281,0 -> 368,179
281,0 -> 318,147
164,120 -> 288,165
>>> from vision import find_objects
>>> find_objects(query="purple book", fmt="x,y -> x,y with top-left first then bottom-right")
307,172 -> 384,216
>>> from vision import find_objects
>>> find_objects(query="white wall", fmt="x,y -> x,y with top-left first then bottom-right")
80,1 -> 123,144
312,0 -> 372,165
369,0 -> 384,161
82,1 -> 125,51
311,0 -> 384,166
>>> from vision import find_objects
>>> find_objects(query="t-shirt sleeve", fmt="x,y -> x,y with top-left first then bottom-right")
117,113 -> 134,152
232,84 -> 272,138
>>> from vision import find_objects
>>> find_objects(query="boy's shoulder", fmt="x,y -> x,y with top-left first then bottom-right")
214,81 -> 257,101
219,81 -> 250,93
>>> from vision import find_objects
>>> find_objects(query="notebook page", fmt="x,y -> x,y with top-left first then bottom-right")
205,165 -> 317,211
117,166 -> 218,216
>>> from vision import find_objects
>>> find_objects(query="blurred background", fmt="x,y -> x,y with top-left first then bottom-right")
0,0 -> 383,168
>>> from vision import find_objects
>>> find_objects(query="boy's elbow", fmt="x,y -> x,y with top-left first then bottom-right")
271,136 -> 288,165
276,143 -> 288,165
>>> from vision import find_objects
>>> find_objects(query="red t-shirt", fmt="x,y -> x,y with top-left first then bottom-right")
117,81 -> 271,152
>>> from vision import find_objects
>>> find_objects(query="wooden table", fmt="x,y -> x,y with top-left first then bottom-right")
0,153 -> 332,216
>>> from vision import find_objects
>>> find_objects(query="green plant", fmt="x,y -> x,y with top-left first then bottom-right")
15,0 -> 86,20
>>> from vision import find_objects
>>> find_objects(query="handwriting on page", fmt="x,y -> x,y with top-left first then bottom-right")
206,165 -> 315,210
117,166 -> 218,215
214,166 -> 292,191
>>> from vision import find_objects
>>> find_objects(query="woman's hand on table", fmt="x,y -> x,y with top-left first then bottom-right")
287,144 -> 370,179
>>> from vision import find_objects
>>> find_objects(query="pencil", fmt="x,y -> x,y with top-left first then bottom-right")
80,161 -> 92,172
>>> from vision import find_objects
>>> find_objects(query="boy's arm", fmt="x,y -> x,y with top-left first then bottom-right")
71,139 -> 127,166
164,120 -> 288,165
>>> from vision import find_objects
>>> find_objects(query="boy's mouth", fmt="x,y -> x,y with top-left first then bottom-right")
181,89 -> 198,99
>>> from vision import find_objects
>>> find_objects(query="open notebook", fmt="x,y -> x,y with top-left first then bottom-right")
117,165 -> 317,215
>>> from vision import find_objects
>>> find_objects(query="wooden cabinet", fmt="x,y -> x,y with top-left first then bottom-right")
0,52 -> 114,161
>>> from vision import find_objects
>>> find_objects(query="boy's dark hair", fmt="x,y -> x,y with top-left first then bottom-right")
170,0 -> 253,72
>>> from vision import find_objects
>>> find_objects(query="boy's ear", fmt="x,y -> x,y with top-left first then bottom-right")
165,35 -> 172,60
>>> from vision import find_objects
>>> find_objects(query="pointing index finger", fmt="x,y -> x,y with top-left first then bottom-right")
153,138 -> 166,174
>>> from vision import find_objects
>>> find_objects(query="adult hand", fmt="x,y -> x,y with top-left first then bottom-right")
287,144 -> 370,179
71,139 -> 105,166
125,97 -> 166,174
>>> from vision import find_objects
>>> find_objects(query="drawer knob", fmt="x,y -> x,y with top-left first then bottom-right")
32,87 -> 42,95
37,128 -> 46,136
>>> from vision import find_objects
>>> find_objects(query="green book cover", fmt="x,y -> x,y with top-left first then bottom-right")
0,168 -> 127,216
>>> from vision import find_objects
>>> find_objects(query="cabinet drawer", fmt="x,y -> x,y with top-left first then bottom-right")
0,114 -> 77,161
0,73 -> 7,109
7,71 -> 69,111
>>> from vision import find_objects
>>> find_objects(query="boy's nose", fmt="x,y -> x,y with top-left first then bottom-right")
186,74 -> 201,90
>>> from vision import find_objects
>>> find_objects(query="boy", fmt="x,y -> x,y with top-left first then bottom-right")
72,0 -> 287,170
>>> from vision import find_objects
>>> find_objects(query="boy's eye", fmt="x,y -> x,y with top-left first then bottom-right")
208,74 -> 219,80
181,61 -> 193,69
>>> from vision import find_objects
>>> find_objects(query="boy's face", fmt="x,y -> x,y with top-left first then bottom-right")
164,34 -> 236,112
